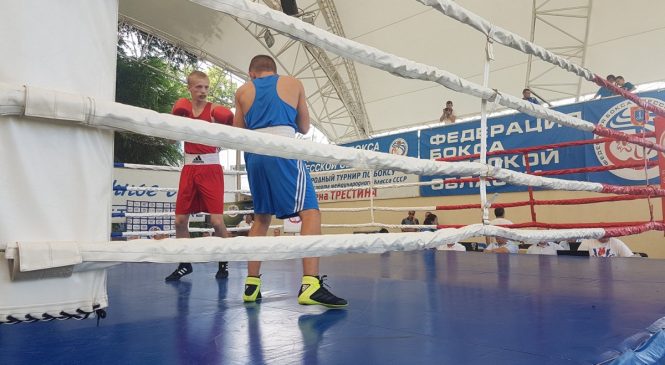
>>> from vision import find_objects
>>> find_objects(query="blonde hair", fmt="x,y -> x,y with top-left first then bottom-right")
187,70 -> 209,86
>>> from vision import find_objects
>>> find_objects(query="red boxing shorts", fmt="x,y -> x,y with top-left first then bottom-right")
175,164 -> 224,215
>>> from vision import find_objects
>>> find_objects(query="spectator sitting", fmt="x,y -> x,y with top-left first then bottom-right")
273,227 -> 281,236
486,208 -> 513,246
237,213 -> 254,229
522,88 -> 539,104
439,100 -> 456,124
490,207 -> 512,225
437,242 -> 466,251
421,213 -> 439,232
526,240 -> 562,255
485,236 -> 519,254
401,210 -> 420,232
558,240 -> 570,250
594,74 -> 616,99
578,237 -> 634,257
615,76 -> 636,92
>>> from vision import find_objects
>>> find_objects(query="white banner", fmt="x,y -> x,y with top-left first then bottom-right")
112,165 -> 238,224
308,132 -> 420,202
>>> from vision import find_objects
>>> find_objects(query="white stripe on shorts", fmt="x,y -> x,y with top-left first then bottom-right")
295,160 -> 306,213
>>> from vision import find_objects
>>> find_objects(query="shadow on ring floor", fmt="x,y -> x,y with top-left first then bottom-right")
2,250 -> 665,364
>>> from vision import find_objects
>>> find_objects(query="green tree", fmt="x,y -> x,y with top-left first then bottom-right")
114,54 -> 186,166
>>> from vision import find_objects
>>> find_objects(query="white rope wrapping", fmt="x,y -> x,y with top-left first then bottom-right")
0,82 -> 605,194
121,225 -> 283,237
321,224 -> 434,229
5,224 -> 605,267
192,0 -> 596,134
119,206 -> 438,218
119,186 -> 178,192
116,178 -> 438,194
320,206 -> 437,212
116,163 -> 246,175
121,223 -> 439,236
417,0 -> 596,81
118,186 -> 250,194
117,163 -> 182,172
120,209 -> 254,218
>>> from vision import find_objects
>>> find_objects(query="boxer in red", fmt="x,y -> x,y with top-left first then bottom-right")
165,71 -> 234,281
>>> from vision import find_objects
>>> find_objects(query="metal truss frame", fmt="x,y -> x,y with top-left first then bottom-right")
525,0 -> 593,102
236,0 -> 370,143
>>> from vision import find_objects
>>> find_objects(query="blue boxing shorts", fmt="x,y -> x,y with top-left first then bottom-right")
244,152 -> 319,219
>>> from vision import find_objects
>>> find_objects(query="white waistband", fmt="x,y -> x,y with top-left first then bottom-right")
184,153 -> 220,165
254,125 -> 296,138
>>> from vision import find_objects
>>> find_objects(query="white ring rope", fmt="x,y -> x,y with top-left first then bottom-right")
4,225 -> 605,270
116,162 -> 246,174
117,186 -> 251,194
116,163 -> 181,172
321,224 -> 432,229
192,0 -> 597,133
117,158 -> 363,177
121,225 -> 283,237
0,83 -> 607,195
121,223 -> 440,237
115,178 -> 441,194
119,209 -> 254,218
118,205 -> 439,218
417,0 -> 595,81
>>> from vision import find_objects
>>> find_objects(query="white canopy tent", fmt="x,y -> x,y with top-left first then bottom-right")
120,0 -> 665,143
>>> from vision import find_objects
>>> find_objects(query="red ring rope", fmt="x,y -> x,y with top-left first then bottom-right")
434,194 -> 650,211
437,221 -> 665,231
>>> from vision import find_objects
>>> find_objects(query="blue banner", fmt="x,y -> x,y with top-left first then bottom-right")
307,131 -> 418,173
419,91 -> 665,197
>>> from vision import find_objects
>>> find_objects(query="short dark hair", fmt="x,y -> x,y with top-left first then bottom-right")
494,207 -> 505,218
606,74 -> 616,81
446,100 -> 453,105
522,88 -> 531,93
615,75 -> 624,81
249,55 -> 277,73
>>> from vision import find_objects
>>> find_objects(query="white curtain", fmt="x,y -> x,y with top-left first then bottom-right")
0,0 -> 117,321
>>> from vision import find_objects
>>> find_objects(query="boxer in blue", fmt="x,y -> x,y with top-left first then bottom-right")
234,55 -> 347,308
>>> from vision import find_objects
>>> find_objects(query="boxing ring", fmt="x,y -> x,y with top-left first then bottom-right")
2,0 -> 665,363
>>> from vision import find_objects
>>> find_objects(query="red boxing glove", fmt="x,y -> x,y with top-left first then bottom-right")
172,98 -> 193,117
212,106 -> 234,126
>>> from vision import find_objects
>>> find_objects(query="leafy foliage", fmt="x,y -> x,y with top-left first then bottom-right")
114,54 -> 185,166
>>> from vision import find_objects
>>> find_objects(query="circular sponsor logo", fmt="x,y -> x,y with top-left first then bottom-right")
226,204 -> 240,217
389,138 -> 408,155
593,98 -> 664,181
